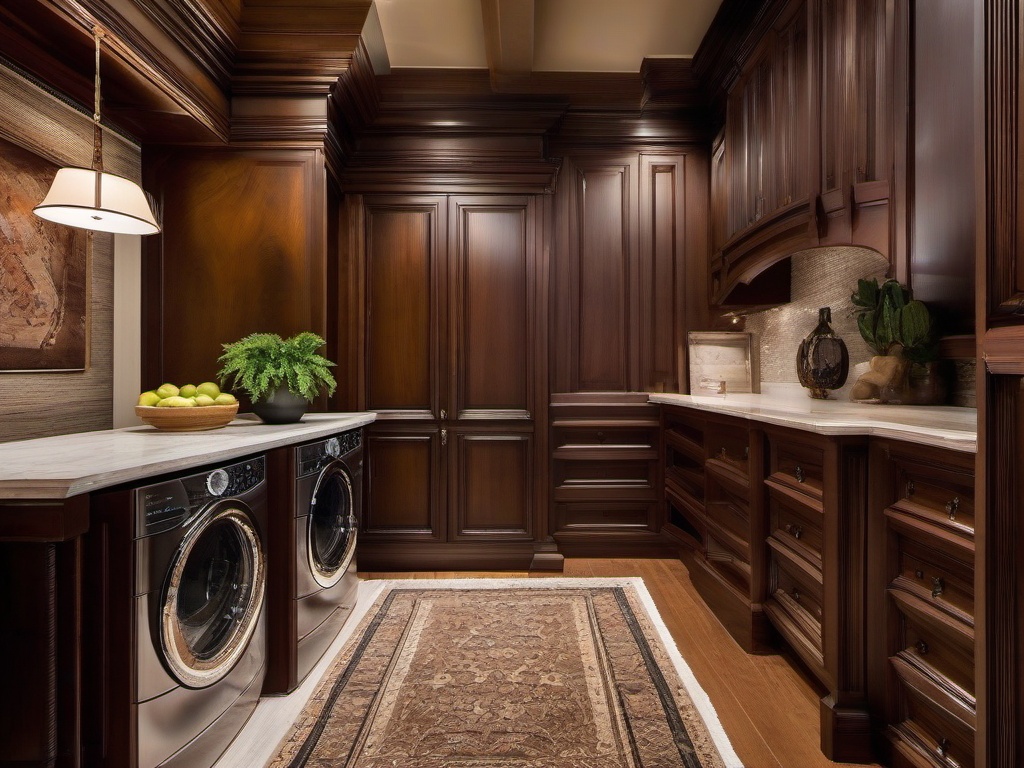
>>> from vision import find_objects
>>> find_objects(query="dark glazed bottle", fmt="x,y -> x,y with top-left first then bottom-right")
796,307 -> 849,399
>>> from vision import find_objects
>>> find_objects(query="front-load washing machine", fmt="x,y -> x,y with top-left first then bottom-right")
84,455 -> 268,768
265,429 -> 360,694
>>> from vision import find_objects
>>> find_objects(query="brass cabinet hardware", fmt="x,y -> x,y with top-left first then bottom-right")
932,576 -> 945,598
795,465 -> 805,483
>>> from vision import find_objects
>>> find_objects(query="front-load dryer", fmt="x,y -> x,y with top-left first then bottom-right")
265,429 -> 360,694
84,456 -> 268,768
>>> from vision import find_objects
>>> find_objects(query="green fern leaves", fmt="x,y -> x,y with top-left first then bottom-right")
217,332 -> 337,403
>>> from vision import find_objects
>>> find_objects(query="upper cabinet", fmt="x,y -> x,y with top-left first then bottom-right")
708,0 -> 901,306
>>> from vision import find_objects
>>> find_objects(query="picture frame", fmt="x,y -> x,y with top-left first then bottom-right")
687,331 -> 760,395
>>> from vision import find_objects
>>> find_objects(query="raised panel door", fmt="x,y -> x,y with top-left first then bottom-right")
363,426 -> 443,541
450,431 -> 532,539
363,196 -> 446,416
571,159 -> 637,392
448,197 -> 533,417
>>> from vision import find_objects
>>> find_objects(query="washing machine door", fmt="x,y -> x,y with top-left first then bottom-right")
160,501 -> 266,689
307,461 -> 357,589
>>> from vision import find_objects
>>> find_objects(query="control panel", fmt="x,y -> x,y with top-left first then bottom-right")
138,456 -> 266,537
298,429 -> 361,478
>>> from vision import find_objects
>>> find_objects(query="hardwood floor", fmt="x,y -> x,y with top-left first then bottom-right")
361,556 -> 878,768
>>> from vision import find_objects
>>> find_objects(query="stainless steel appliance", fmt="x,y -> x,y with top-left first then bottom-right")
85,456 -> 268,768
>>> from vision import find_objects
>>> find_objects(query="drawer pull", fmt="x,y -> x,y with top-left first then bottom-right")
917,640 -> 929,655
791,588 -> 801,601
907,480 -> 915,496
441,428 -> 447,447
596,431 -> 606,443
795,465 -> 805,483
946,496 -> 960,520
937,738 -> 950,758
743,445 -> 749,459
792,525 -> 803,539
915,569 -> 925,579
932,577 -> 945,598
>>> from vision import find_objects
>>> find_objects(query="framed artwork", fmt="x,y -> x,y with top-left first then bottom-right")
687,331 -> 760,395
0,136 -> 88,371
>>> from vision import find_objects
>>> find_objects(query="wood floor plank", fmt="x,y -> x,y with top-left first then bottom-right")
360,557 -> 879,768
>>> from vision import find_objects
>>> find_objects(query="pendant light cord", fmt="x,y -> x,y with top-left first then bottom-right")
91,27 -> 103,175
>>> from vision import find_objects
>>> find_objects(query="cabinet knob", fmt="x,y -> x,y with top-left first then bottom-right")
596,431 -> 606,443
906,480 -> 915,496
917,640 -> 929,655
795,466 -> 805,483
931,576 -> 945,598
440,409 -> 447,420
937,738 -> 950,758
791,588 -> 801,601
915,569 -> 925,579
946,497 -> 960,520
441,428 -> 447,447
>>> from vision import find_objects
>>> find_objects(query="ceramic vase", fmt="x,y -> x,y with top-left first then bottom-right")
251,386 -> 308,424
796,307 -> 850,399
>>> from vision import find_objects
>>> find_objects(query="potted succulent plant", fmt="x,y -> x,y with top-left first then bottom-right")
848,278 -> 943,404
217,331 -> 337,423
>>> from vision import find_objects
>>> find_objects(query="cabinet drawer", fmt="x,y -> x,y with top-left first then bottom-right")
768,483 -> 823,566
665,490 -> 705,553
892,473 -> 975,541
889,590 -> 975,700
705,426 -> 750,481
888,516 -> 974,622
706,484 -> 749,543
890,656 -> 975,768
767,539 -> 824,649
770,438 -> 824,502
554,459 -> 655,490
706,528 -> 751,596
554,425 -> 657,449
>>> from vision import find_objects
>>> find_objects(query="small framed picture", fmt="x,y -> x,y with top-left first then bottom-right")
687,332 -> 760,395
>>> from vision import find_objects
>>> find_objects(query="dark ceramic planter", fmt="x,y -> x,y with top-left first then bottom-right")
251,387 -> 308,424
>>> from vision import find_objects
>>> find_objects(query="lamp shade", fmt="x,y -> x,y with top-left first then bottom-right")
33,166 -> 160,235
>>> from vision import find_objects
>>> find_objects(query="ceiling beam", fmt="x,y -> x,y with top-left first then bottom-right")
480,0 -> 534,80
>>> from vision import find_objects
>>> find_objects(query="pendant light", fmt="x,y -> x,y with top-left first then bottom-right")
33,27 -> 160,236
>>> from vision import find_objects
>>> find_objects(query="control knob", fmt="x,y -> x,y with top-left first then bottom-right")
325,437 -> 341,458
206,469 -> 230,497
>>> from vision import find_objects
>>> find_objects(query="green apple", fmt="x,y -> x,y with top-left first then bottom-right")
155,383 -> 179,399
194,394 -> 216,407
196,381 -> 221,399
137,391 -> 160,407
214,393 -> 237,405
179,384 -> 198,399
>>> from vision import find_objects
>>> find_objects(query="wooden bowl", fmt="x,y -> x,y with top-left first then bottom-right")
135,403 -> 239,432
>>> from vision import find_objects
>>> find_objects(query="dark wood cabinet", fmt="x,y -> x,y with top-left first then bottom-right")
764,426 -> 872,763
550,395 -> 664,555
352,194 -> 546,569
868,440 -> 976,768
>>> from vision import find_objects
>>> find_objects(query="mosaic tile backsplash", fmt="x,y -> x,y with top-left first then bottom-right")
738,246 -> 976,407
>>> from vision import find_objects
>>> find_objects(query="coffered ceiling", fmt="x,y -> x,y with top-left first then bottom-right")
368,0 -> 723,75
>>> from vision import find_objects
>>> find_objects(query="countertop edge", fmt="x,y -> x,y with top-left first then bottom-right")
0,412 -> 377,500
649,393 -> 978,454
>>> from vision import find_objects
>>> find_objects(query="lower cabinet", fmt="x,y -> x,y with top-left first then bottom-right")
359,421 -> 538,570
763,426 -> 872,763
868,440 -> 976,768
658,405 -> 977,765
549,394 -> 666,556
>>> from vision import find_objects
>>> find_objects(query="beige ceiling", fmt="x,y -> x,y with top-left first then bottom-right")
368,0 -> 723,74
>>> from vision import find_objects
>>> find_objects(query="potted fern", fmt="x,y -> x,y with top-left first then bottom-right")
217,332 -> 337,423
848,278 -> 943,404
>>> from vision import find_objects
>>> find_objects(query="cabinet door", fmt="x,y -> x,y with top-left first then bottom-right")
363,196 -> 447,417
774,4 -> 809,211
448,197 -> 535,419
363,425 -> 444,541
450,430 -> 533,540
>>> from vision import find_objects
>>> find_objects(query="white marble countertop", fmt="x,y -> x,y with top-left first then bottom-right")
650,383 -> 977,453
0,412 -> 377,500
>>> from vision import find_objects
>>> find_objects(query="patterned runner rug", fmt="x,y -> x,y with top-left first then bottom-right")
268,579 -> 741,767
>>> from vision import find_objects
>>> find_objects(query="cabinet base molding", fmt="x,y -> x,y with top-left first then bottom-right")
357,541 -> 537,572
530,541 -> 565,571
552,530 -> 675,559
819,696 -> 874,764
687,551 -> 773,654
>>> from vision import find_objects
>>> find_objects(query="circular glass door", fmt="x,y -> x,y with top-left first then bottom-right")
160,503 -> 265,688
308,463 -> 356,588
